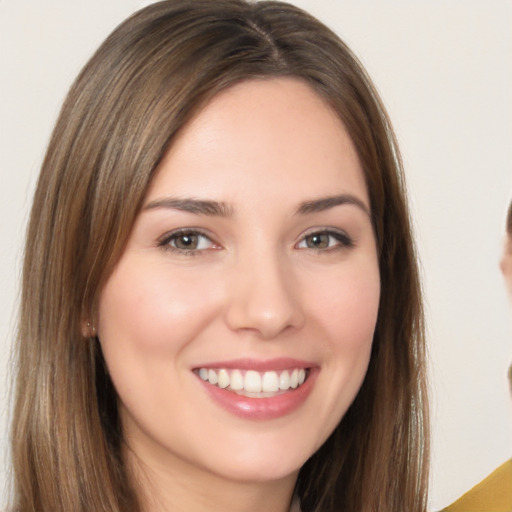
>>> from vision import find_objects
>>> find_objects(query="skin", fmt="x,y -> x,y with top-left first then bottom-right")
500,202 -> 512,394
500,222 -> 512,300
97,78 -> 381,512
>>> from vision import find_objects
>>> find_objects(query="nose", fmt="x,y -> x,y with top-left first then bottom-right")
224,249 -> 305,340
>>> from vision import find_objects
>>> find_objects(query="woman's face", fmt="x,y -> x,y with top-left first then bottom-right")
501,211 -> 512,300
502,245 -> 512,298
97,78 -> 380,485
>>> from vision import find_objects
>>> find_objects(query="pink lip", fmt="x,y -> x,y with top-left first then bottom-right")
195,361 -> 319,421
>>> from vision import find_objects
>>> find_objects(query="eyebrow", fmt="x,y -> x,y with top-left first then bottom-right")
143,197 -> 234,217
143,194 -> 370,218
295,194 -> 370,217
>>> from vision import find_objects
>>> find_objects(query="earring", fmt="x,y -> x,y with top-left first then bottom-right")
86,321 -> 96,338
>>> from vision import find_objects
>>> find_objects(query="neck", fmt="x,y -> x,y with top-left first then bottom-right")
126,448 -> 298,512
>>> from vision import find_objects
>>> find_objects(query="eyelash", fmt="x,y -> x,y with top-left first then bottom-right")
296,228 -> 354,252
157,228 -> 354,256
157,229 -> 217,256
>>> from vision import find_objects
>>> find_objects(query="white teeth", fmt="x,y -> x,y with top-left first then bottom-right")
197,367 -> 308,395
279,370 -> 290,390
262,371 -> 279,392
230,370 -> 244,390
244,371 -> 262,392
217,369 -> 230,389
290,369 -> 299,388
208,369 -> 218,385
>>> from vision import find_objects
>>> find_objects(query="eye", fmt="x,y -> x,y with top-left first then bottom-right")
158,229 -> 218,254
297,229 -> 353,251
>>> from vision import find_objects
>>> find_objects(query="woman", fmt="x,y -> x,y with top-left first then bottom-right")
10,1 -> 429,511
502,201 -> 512,300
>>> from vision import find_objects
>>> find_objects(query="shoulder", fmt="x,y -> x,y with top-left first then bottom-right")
441,459 -> 512,512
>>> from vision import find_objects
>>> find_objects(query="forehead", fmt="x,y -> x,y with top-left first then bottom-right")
148,77 -> 368,207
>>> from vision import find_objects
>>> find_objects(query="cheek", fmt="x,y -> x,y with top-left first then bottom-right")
308,259 -> 380,353
298,257 -> 379,442
98,260 -> 221,356
96,259 -> 225,425
96,261 -> 227,421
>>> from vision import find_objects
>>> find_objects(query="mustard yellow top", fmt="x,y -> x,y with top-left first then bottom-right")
441,459 -> 512,512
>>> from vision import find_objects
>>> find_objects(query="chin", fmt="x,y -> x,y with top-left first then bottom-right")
209,455 -> 303,484
199,430 -> 322,484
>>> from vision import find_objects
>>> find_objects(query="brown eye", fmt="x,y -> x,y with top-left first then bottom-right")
173,233 -> 199,250
297,229 -> 354,251
305,233 -> 330,249
159,230 -> 217,254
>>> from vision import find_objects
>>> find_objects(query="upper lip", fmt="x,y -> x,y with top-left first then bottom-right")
192,357 -> 315,372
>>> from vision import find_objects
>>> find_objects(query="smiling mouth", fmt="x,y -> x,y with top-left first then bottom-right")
195,368 -> 309,397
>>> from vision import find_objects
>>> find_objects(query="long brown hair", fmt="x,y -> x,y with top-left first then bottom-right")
11,1 -> 429,511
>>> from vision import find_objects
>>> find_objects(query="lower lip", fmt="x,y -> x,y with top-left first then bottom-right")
198,369 -> 318,420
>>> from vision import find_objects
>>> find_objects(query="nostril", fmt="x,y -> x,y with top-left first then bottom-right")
224,271 -> 305,339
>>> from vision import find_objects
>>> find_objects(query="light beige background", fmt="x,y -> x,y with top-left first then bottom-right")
1,1 -> 511,509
